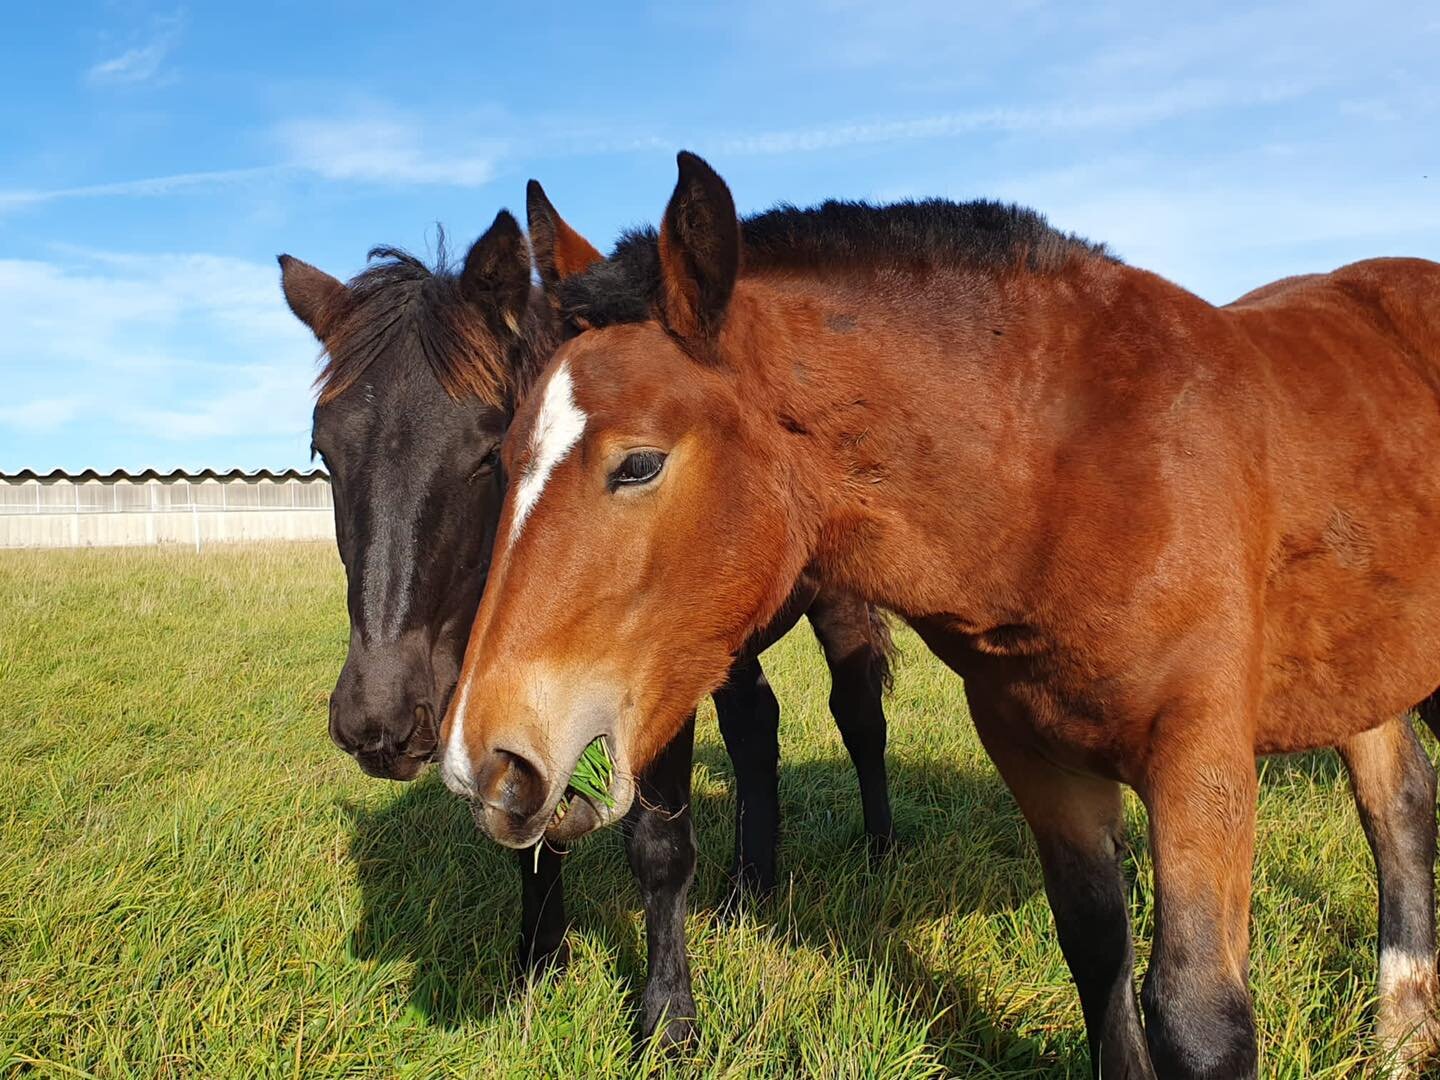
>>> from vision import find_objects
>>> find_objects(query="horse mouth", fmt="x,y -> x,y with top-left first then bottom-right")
540,748 -> 634,844
542,792 -> 604,844
354,750 -> 429,781
353,709 -> 438,781
467,735 -> 635,849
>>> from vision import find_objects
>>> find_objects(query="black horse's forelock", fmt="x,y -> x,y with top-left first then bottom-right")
555,198 -> 1115,330
316,233 -> 523,408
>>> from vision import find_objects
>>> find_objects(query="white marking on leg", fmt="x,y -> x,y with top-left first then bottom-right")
440,678 -> 476,797
1376,947 -> 1439,1077
1380,948 -> 1437,1003
506,361 -> 586,550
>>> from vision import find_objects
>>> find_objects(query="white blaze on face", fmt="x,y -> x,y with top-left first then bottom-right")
506,360 -> 587,550
440,677 -> 476,797
441,362 -> 587,799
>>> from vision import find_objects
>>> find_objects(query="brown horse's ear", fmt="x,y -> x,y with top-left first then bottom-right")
527,179 -> 604,294
278,255 -> 349,340
461,210 -> 532,336
658,150 -> 740,343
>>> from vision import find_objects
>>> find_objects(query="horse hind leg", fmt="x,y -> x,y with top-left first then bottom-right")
805,590 -> 896,858
1340,717 -> 1440,1076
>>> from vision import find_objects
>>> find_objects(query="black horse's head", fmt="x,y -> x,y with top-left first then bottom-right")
279,213 -> 552,779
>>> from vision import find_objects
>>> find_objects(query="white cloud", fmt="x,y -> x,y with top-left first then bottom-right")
86,14 -> 183,86
0,108 -> 506,211
274,111 -> 505,186
130,362 -> 312,440
713,80 -> 1305,156
0,398 -> 86,433
0,250 -> 318,467
0,166 -> 288,211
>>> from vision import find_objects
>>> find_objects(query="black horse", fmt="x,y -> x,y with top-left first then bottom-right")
278,209 -> 895,1043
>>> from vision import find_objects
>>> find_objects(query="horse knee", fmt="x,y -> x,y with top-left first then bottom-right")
627,812 -> 696,894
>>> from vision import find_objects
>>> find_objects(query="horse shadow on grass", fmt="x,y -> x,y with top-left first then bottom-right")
342,746 -> 1086,1075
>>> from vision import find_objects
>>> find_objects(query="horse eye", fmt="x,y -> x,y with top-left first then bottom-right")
610,449 -> 666,489
468,444 -> 501,483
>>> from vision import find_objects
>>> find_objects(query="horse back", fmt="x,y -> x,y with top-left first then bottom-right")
1227,257 -> 1440,381
1222,258 -> 1440,750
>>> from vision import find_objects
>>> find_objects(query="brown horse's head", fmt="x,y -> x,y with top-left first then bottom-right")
440,156 -> 809,847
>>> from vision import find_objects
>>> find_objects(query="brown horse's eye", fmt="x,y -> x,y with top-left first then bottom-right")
610,449 -> 666,489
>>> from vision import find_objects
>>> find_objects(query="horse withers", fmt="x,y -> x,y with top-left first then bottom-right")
279,209 -> 896,1044
442,152 -> 1440,1077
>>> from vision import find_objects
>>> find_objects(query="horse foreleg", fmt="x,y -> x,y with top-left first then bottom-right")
512,843 -> 569,976
1340,718 -> 1440,1076
623,712 -> 698,1047
1139,712 -> 1259,1080
972,697 -> 1154,1079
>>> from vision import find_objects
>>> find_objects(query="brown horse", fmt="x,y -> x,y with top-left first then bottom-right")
440,152 -> 1440,1077
279,211 -> 896,1046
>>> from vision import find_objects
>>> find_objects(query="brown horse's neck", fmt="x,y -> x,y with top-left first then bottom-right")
727,261 -> 1111,630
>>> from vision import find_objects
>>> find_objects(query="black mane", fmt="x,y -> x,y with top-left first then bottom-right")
317,236 -> 546,407
557,198 -> 1114,329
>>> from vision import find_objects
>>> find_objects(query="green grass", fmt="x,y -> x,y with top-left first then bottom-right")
0,544 -> 1414,1077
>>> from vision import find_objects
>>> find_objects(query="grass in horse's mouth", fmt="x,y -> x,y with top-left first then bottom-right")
567,737 -> 617,808
535,738 -> 616,868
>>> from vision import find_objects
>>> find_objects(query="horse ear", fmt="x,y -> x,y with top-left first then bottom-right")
278,255 -> 349,340
658,151 -> 740,343
527,179 -> 603,294
461,210 -> 531,335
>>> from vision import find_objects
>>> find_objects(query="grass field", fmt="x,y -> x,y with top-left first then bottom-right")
0,544 -> 1422,1077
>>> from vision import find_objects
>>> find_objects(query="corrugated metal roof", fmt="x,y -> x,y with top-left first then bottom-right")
0,468 -> 330,483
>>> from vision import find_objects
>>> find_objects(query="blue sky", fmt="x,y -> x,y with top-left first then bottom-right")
2,1 -> 1436,470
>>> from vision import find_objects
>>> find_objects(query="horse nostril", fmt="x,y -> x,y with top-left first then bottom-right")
328,703 -> 388,756
328,697 -> 353,751
393,703 -> 436,758
475,748 -> 549,825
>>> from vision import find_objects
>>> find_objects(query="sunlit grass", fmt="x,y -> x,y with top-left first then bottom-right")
0,544 -> 1413,1076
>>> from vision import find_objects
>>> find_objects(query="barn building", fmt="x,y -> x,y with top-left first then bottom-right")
0,468 -> 334,549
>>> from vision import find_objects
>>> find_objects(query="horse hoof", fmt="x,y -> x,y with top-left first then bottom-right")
646,1010 -> 698,1051
715,878 -> 772,923
515,935 -> 570,980
867,828 -> 899,864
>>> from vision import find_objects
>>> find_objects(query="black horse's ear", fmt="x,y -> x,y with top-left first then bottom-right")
657,151 -> 740,344
278,254 -> 349,340
460,210 -> 531,336
527,179 -> 604,296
